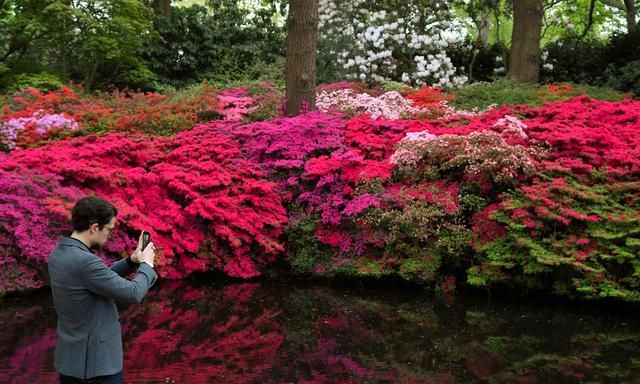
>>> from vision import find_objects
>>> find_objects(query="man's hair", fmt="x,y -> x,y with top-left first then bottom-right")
71,196 -> 118,232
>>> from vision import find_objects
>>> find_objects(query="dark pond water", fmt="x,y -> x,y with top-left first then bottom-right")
1,279 -> 639,384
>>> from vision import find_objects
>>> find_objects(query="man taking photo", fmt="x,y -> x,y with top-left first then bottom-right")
48,195 -> 157,384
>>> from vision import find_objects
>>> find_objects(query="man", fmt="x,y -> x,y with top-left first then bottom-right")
48,195 -> 158,384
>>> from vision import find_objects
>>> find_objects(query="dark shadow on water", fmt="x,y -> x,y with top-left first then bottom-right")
1,279 -> 640,383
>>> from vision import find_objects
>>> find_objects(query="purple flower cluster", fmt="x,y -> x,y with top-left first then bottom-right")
205,111 -> 346,191
0,111 -> 79,150
342,193 -> 381,217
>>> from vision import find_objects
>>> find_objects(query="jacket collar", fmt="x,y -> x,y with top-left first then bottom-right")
59,236 -> 91,252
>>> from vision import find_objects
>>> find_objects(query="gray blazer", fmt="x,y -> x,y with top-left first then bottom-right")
48,237 -> 158,379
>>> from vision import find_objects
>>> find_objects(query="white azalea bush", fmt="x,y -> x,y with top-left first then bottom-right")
316,89 -> 426,119
318,0 -> 470,88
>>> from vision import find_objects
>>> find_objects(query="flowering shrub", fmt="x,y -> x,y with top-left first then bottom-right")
464,97 -> 640,300
215,82 -> 283,123
0,168 -> 85,295
0,111 -> 79,150
316,89 -> 425,119
206,111 -> 345,193
0,83 -> 283,151
1,80 -> 639,301
391,130 -> 541,184
471,178 -> 640,300
405,86 -> 454,109
525,96 -> 640,179
316,81 -> 382,96
1,128 -> 288,281
534,84 -> 577,100
318,0 -> 468,87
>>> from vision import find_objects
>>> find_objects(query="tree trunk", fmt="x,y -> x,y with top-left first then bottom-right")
598,0 -> 638,32
623,0 -> 638,33
285,0 -> 318,116
479,10 -> 489,47
508,0 -> 543,84
153,0 -> 171,21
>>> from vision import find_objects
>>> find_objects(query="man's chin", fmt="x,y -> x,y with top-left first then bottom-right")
89,242 -> 105,251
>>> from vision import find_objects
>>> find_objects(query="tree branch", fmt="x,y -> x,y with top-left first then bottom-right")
544,0 -> 565,11
581,0 -> 597,38
598,0 -> 626,11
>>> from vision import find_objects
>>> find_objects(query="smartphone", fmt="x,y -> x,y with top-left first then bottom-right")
141,230 -> 151,250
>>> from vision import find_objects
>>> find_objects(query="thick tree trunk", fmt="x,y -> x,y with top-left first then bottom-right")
153,0 -> 171,21
285,0 -> 318,116
508,0 -> 543,84
623,0 -> 638,33
599,0 -> 639,32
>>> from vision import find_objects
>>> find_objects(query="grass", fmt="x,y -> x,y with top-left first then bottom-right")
452,79 -> 627,110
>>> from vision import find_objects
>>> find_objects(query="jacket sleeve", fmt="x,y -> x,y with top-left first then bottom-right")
82,256 -> 158,305
110,257 -> 136,277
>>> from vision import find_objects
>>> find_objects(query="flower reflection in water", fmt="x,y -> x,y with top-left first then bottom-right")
1,281 -> 640,383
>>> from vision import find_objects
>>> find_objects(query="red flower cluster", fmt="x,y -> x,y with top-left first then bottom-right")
405,86 -> 454,109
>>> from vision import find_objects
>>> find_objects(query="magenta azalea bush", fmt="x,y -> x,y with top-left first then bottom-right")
0,84 -> 639,301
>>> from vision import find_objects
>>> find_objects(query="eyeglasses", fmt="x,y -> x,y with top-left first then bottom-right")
94,223 -> 115,237
103,225 -> 115,237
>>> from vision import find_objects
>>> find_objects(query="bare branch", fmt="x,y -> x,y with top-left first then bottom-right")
543,0 -> 564,11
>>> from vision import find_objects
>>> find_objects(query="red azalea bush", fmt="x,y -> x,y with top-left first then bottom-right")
405,86 -> 454,106
1,128 -> 288,281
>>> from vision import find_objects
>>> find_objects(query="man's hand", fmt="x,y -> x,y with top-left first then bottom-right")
140,241 -> 156,268
130,231 -> 156,267
130,231 -> 145,264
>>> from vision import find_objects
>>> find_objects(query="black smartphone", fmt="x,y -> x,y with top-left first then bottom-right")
142,230 -> 151,250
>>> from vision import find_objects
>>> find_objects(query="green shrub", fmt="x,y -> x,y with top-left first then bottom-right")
542,36 -> 608,84
453,80 -> 625,111
4,72 -> 65,93
603,31 -> 640,67
447,41 -> 509,82
471,177 -> 640,301
605,61 -> 640,97
540,31 -> 640,96
381,79 -> 413,93
285,215 -> 342,275
145,3 -> 285,87
452,79 -> 540,109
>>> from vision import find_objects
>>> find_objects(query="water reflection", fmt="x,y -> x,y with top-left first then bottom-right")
1,280 -> 639,383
